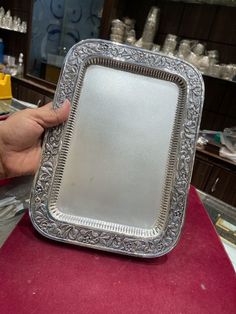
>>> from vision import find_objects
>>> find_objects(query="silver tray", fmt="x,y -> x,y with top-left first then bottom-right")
30,39 -> 204,257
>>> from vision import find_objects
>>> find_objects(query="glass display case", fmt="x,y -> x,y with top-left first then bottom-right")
28,0 -> 104,83
198,189 -> 236,245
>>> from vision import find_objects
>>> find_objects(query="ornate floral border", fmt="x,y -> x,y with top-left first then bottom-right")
29,39 -> 204,257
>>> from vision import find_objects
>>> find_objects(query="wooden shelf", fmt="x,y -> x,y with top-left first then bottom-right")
0,26 -> 26,34
196,147 -> 236,168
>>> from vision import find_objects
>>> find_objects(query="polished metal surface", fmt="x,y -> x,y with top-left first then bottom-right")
30,39 -> 204,257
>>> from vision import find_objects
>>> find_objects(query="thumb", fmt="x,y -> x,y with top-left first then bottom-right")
32,99 -> 70,128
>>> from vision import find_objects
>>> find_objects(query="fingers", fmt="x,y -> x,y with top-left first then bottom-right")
32,99 -> 71,128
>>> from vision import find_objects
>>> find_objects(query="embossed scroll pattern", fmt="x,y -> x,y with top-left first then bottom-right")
30,40 -> 204,257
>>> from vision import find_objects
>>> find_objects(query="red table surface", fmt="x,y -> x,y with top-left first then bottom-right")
0,186 -> 235,314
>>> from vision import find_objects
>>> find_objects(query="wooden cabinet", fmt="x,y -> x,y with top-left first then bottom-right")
191,149 -> 236,207
191,158 -> 213,191
11,76 -> 54,107
17,84 -> 45,106
44,96 -> 54,104
205,167 -> 236,205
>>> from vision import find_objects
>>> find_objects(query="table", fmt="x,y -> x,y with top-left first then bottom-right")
0,187 -> 235,314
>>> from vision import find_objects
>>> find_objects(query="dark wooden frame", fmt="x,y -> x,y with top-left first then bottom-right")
24,0 -> 57,90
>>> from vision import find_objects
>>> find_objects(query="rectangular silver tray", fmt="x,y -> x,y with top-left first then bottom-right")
30,39 -> 204,257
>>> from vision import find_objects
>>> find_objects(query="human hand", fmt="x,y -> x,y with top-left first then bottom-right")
0,100 -> 70,178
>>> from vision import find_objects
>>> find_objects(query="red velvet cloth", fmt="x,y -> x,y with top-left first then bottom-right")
0,178 -> 11,186
0,187 -> 235,314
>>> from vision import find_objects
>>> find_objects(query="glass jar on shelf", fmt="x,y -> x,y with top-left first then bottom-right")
207,50 -> 220,76
123,17 -> 135,42
5,10 -> 12,30
162,34 -> 178,56
208,50 -> 219,65
142,6 -> 160,50
208,64 -> 222,78
20,21 -> 27,33
125,29 -> 136,45
221,64 -> 235,80
187,42 -> 206,69
110,19 -> 125,43
0,7 -> 4,27
151,44 -> 161,53
176,39 -> 191,60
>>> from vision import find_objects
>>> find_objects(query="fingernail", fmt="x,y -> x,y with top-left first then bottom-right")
63,99 -> 70,106
54,99 -> 70,111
